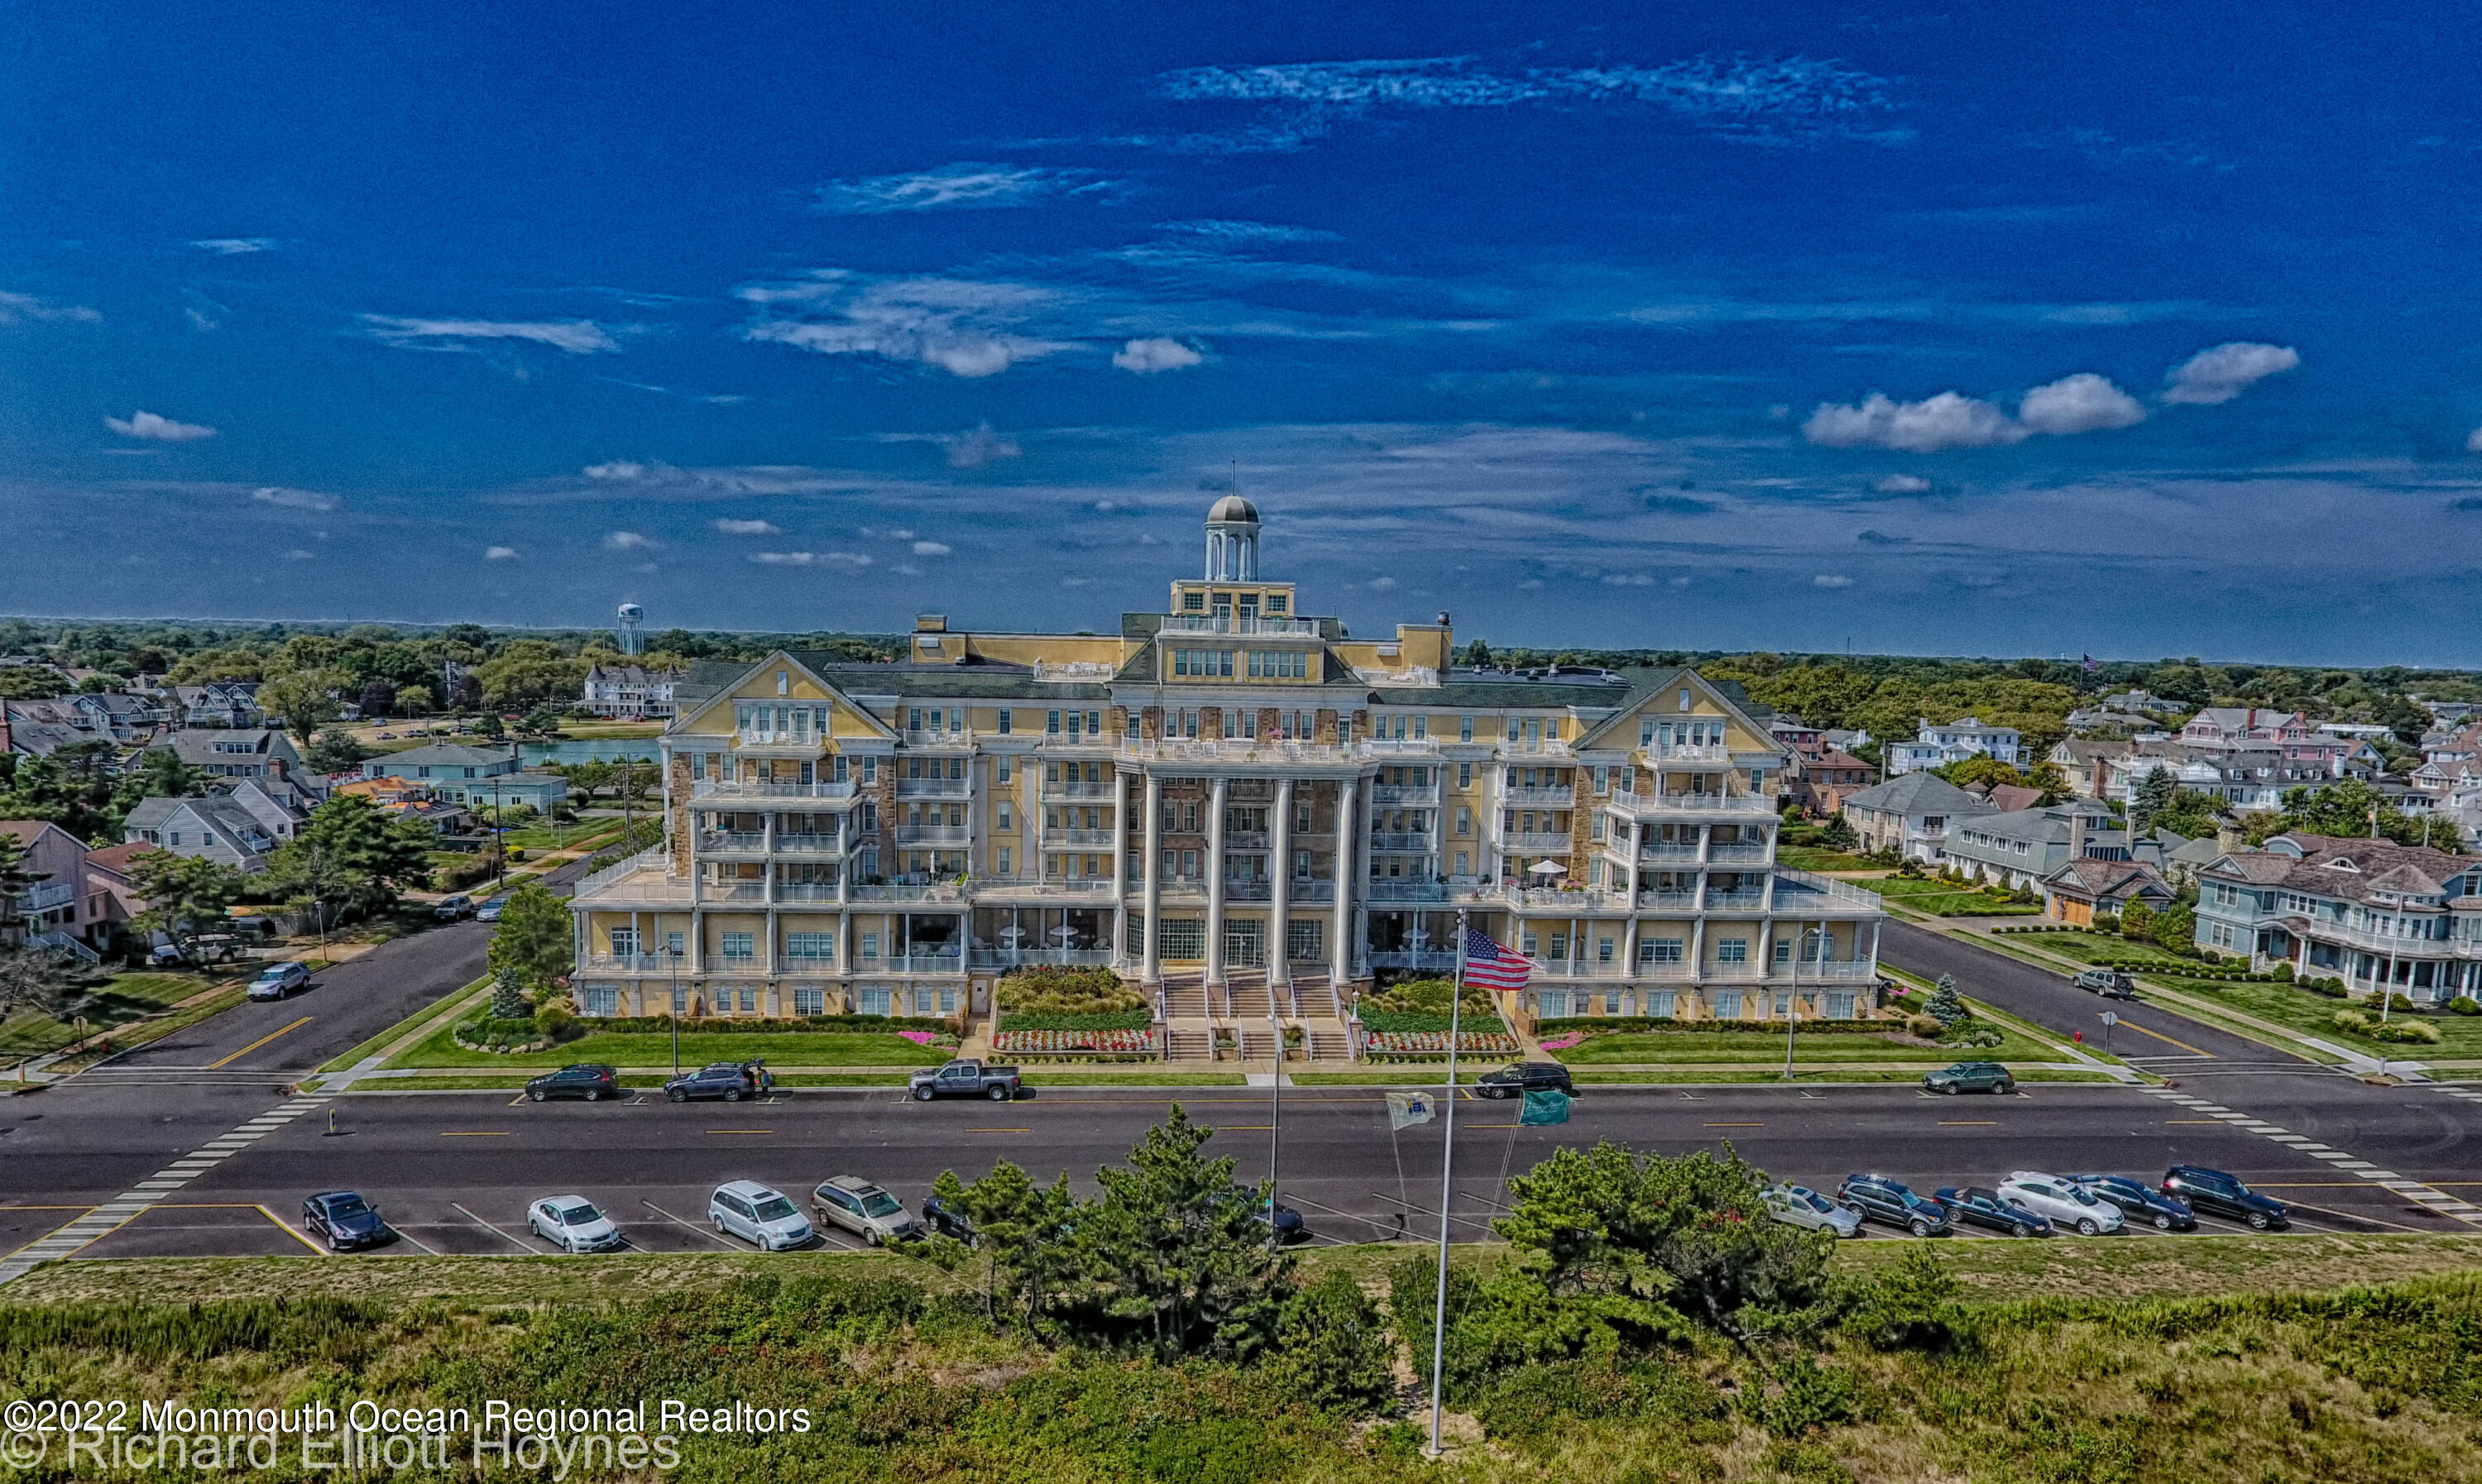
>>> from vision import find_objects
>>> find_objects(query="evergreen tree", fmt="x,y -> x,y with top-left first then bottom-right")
1924,974 -> 1967,1027
290,795 -> 434,917
2130,766 -> 2178,833
1079,1104 -> 1291,1362
487,969 -> 532,1021
2153,904 -> 2198,956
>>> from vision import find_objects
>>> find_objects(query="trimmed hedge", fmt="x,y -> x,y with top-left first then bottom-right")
587,1013 -> 949,1034
1532,1016 -> 1893,1036
994,965 -> 1143,1016
1000,1009 -> 1152,1032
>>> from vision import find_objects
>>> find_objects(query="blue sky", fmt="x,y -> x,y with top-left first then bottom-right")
5,2 -> 2481,663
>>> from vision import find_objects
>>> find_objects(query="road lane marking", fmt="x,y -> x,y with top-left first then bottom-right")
705,1128 -> 774,1136
206,1017 -> 314,1070
451,1202 -> 536,1253
967,1127 -> 1029,1133
1705,1122 -> 1764,1127
381,1222 -> 443,1257
1938,1120 -> 1996,1126
640,1199 -> 740,1249
441,1131 -> 512,1137
2116,1019 -> 2213,1057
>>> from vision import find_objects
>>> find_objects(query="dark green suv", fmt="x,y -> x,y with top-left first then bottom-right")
1922,1060 -> 2014,1094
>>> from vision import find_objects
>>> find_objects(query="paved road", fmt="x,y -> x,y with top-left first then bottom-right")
12,1079 -> 2482,1265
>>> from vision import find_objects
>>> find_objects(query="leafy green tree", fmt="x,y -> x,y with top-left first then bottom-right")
305,730 -> 369,773
118,747 -> 202,806
264,836 -> 353,950
1933,756 -> 2030,793
291,795 -> 434,916
520,705 -> 567,736
1923,974 -> 1967,1027
1263,1271 -> 1400,1415
357,678 -> 397,717
394,683 -> 436,715
486,881 -> 574,989
2153,903 -> 2197,955
0,667 -> 68,700
487,969 -> 533,1021
1461,639 -> 1492,667
129,850 -> 245,955
2270,777 -> 2426,845
257,668 -> 352,741
563,759 -> 615,805
474,640 -> 587,710
1497,1140 -> 1831,1345
2120,898 -> 2157,941
1079,1103 -> 1291,1361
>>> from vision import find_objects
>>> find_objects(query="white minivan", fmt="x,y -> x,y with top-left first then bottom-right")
708,1180 -> 812,1251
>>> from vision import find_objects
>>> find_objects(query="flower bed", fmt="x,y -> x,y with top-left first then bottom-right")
992,1027 -> 1159,1055
1361,1029 -> 1518,1056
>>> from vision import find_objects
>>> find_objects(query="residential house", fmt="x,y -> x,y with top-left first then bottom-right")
2180,708 -> 2309,750
1942,802 -> 2128,892
2192,831 -> 2482,1002
157,728 -> 304,779
1,820 -> 95,950
2104,744 -> 2332,814
2047,738 -> 2130,800
1838,773 -> 1996,864
1768,714 -> 1822,751
170,682 -> 263,729
1819,727 -> 1871,753
1883,716 -> 2023,776
360,744 -> 568,812
69,691 -> 165,741
121,796 -> 288,873
0,711 -> 90,759
2039,855 -> 2175,927
582,663 -> 686,720
216,778 -> 315,843
2157,831 -> 2227,886
334,776 -> 475,837
1789,746 -> 1874,816
1964,781 -> 2044,815
80,841 -> 160,946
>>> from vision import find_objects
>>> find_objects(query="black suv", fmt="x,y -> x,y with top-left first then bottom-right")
922,1194 -> 978,1245
1836,1174 -> 1953,1237
525,1064 -> 620,1103
2067,1173 -> 2196,1231
664,1063 -> 757,1103
1933,1185 -> 2052,1237
2162,1166 -> 2289,1230
1475,1061 -> 1574,1099
301,1190 -> 389,1251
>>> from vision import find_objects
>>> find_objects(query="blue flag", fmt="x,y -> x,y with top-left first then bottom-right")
1520,1089 -> 1570,1126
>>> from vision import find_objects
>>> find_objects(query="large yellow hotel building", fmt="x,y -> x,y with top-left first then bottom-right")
568,496 -> 1887,1056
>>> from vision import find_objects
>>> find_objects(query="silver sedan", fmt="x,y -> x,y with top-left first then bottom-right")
1762,1183 -> 1863,1237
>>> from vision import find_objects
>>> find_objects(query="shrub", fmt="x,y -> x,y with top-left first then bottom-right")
1001,1009 -> 1152,1032
1370,976 -> 1497,1018
533,1002 -> 576,1041
487,970 -> 532,1021
2332,1009 -> 2442,1045
1262,1271 -> 1398,1415
2120,900 -> 2156,941
994,966 -> 1141,1016
2450,996 -> 2482,1017
1905,1014 -> 1949,1039
586,1013 -> 949,1034
2273,961 -> 2293,982
1938,1021 -> 2004,1049
2302,976 -> 2348,998
2091,911 -> 2120,933
1923,974 -> 1967,1027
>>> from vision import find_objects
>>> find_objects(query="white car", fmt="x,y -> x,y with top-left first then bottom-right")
247,962 -> 310,1001
527,1194 -> 623,1252
709,1180 -> 812,1251
1997,1170 -> 2125,1236
1761,1184 -> 1863,1237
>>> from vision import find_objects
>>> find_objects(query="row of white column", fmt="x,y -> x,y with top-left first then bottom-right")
1127,771 -> 1360,989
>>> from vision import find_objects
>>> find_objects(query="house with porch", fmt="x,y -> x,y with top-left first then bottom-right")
2039,855 -> 2175,927
2191,831 -> 2482,1003
1883,716 -> 2023,776
1838,773 -> 1994,864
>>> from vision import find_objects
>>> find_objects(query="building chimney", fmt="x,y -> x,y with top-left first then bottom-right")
2069,810 -> 2088,861
269,758 -> 288,781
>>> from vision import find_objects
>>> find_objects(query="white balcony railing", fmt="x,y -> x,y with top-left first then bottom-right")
1703,891 -> 1766,911
577,846 -> 671,895
1160,613 -> 1320,635
1366,879 -> 1450,902
1642,742 -> 1732,763
846,883 -> 966,902
692,778 -> 855,802
1638,843 -> 1703,862
1368,950 -> 1459,969
894,777 -> 971,798
1773,869 -> 1886,910
1502,832 -> 1573,853
1369,831 -> 1434,852
774,834 -> 843,854
1707,843 -> 1773,864
1050,828 -> 1115,848
894,825 -> 971,846
1502,787 -> 1574,807
703,882 -> 769,902
1223,830 -> 1269,850
1608,792 -> 1776,817
1042,779 -> 1117,799
900,730 -> 975,749
1224,879 -> 1272,902
698,831 -> 769,853
17,882 -> 77,913
971,947 -> 1115,968
774,883 -> 841,902
1638,890 -> 1701,911
866,954 -> 966,974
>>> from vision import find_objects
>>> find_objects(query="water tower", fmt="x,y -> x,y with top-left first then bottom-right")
616,602 -> 644,657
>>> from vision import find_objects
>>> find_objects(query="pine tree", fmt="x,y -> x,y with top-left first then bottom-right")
488,969 -> 532,1022
1924,974 -> 1967,1027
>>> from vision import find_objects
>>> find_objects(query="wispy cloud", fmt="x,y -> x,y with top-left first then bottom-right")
106,410 -> 217,443
252,486 -> 338,512
1813,573 -> 1854,587
0,290 -> 100,326
485,546 -> 519,561
751,550 -> 874,569
605,530 -> 656,550
812,162 -> 1115,213
1156,219 -> 1339,244
737,270 -> 1074,378
1113,336 -> 1204,373
2163,342 -> 2300,405
911,540 -> 952,557
190,237 -> 279,255
712,518 -> 782,535
1873,474 -> 1931,494
361,315 -> 627,355
2467,426 -> 2482,454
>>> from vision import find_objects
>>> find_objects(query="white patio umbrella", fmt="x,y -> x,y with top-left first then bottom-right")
1526,859 -> 1566,877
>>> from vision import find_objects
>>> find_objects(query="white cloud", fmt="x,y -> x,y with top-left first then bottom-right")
911,540 -> 952,557
822,552 -> 873,568
0,290 -> 100,325
484,546 -> 519,561
1813,574 -> 1854,588
2163,342 -> 2300,405
251,486 -> 338,512
896,563 -> 923,577
1367,575 -> 1398,591
936,423 -> 1023,469
1873,473 -> 1932,494
712,518 -> 782,535
1156,219 -> 1339,243
2016,372 -> 2147,435
1665,575 -> 1693,588
1113,336 -> 1205,373
361,315 -> 625,355
737,270 -> 1073,378
1601,572 -> 1654,586
1804,391 -> 2025,452
282,548 -> 314,560
605,530 -> 655,551
751,551 -> 820,566
191,237 -> 278,255
184,305 -> 220,333
106,409 -> 217,443
2468,426 -> 2482,454
584,461 -> 646,481
812,163 -> 1114,213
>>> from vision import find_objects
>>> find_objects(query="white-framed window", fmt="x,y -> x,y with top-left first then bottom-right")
998,846 -> 1013,876
786,932 -> 833,961
1158,918 -> 1205,960
1641,938 -> 1684,964
581,986 -> 618,1016
859,932 -> 879,960
721,932 -> 754,961
793,986 -> 826,1016
1288,920 -> 1323,962
1717,938 -> 1749,964
609,926 -> 639,957
858,986 -> 892,1017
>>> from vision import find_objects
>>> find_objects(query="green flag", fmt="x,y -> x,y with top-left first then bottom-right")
1520,1088 -> 1570,1125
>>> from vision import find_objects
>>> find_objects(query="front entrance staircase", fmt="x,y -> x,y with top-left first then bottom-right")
1156,968 -> 1357,1067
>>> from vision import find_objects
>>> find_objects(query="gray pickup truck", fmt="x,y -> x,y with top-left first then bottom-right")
909,1059 -> 1023,1102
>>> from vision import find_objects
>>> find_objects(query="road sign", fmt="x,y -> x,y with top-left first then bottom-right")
2100,1011 -> 2119,1026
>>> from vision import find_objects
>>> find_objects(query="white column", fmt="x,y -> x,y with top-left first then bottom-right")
1032,762 -> 1047,883
1110,769 -> 1130,970
1270,777 -> 1294,988
1331,777 -> 1357,986
1758,916 -> 1775,980
1142,773 -> 1162,985
1205,776 -> 1229,987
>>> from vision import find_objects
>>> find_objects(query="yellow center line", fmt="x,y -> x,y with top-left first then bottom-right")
2115,1017 -> 2213,1058
1705,1121 -> 1764,1127
1938,1120 -> 1997,1126
206,1015 -> 312,1070
256,1204 -> 331,1256
968,1127 -> 1030,1133
705,1129 -> 774,1136
441,1131 -> 512,1137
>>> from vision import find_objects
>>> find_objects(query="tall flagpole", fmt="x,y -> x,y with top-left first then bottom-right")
1267,954 -> 1284,1251
1426,907 -> 1468,1458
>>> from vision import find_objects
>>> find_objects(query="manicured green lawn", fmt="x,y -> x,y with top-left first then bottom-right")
2156,978 -> 2482,1058
2010,929 -> 2201,967
1868,876 -> 2043,917
1556,1022 -> 2054,1065
0,971 -> 215,1065
383,1024 -> 948,1070
1776,845 -> 1882,873
496,821 -> 622,853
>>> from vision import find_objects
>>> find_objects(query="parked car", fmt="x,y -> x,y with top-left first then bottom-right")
2072,968 -> 2139,999
247,961 -> 310,1002
1762,1183 -> 1863,1238
810,1176 -> 925,1245
525,1064 -> 620,1103
527,1194 -> 624,1252
1836,1174 -> 1953,1236
922,1193 -> 977,1244
2066,1173 -> 2196,1231
1933,1185 -> 2053,1237
1996,1171 -> 2125,1235
709,1180 -> 812,1250
433,895 -> 476,921
1475,1061 -> 1575,1099
908,1060 -> 1023,1102
2162,1166 -> 2290,1230
1922,1060 -> 2015,1095
1256,1200 -> 1306,1242
300,1190 -> 389,1251
665,1064 -> 758,1103
475,895 -> 510,922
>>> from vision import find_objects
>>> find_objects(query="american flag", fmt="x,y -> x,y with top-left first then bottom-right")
2082,653 -> 2098,675
1463,927 -> 1533,993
